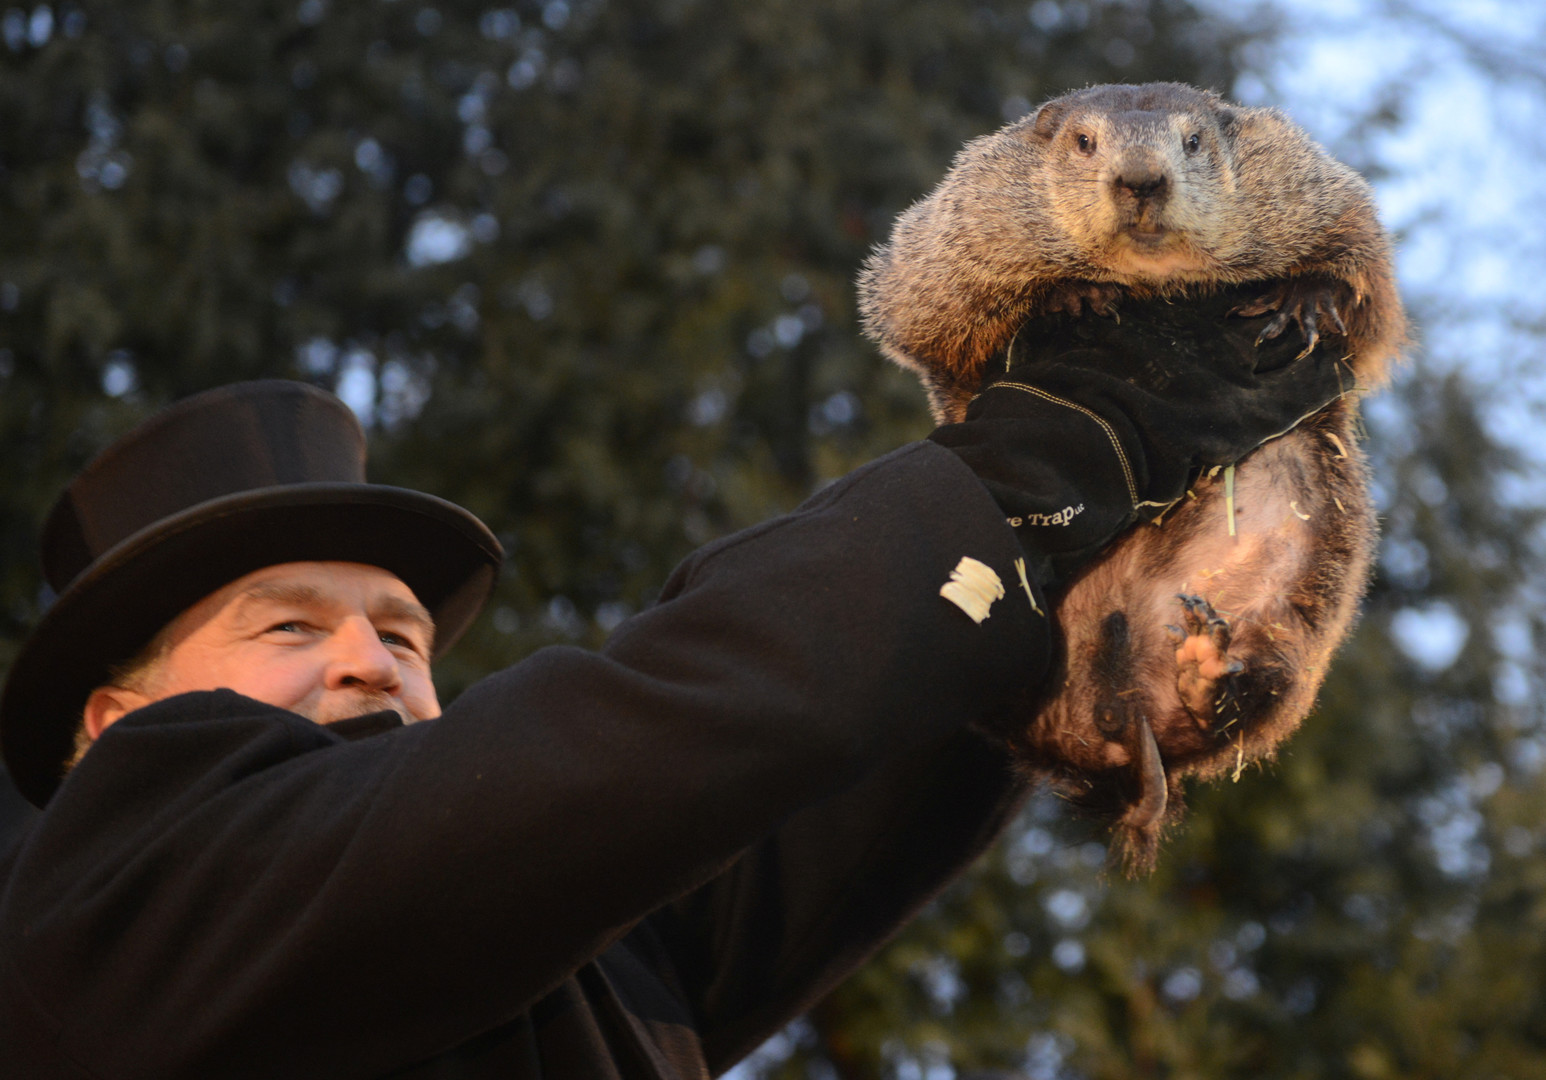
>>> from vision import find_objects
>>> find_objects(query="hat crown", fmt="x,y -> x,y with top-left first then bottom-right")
43,382 -> 366,592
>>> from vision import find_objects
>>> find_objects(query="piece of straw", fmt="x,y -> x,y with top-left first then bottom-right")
1224,464 -> 1237,538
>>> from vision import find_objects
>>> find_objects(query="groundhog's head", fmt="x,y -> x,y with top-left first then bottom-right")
859,80 -> 1398,421
1007,82 -> 1247,283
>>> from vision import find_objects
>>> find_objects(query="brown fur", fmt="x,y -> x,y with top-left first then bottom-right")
858,83 -> 1408,873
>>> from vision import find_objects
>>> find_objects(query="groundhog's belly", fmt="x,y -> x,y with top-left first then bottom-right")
1021,408 -> 1375,783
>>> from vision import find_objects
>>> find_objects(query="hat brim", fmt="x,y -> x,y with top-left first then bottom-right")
1,482 -> 502,807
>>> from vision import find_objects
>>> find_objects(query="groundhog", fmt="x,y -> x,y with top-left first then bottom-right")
858,82 -> 1408,873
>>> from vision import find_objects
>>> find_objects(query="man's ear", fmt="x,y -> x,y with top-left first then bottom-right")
82,685 -> 153,741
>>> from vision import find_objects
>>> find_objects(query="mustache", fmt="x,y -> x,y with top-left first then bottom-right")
310,689 -> 411,726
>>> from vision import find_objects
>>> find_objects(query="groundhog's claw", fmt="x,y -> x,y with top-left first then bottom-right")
1259,309 -> 1315,357
1232,277 -> 1350,359
1174,594 -> 1243,729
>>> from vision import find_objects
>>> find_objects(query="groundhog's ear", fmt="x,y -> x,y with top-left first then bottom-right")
1031,101 -> 1068,140
1215,107 -> 1241,137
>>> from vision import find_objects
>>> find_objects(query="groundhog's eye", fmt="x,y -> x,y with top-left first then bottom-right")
1075,133 -> 1095,155
1184,133 -> 1202,154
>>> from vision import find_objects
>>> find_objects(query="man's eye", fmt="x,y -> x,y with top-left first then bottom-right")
379,630 -> 421,653
268,621 -> 305,634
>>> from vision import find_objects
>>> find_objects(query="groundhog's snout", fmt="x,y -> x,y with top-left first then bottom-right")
1110,153 -> 1172,232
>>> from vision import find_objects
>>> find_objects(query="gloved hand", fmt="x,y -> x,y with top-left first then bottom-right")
928,285 -> 1354,589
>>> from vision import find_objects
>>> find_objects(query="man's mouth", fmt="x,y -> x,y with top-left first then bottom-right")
313,690 -> 409,726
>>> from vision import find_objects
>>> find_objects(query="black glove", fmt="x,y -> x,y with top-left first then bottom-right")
928,285 -> 1354,589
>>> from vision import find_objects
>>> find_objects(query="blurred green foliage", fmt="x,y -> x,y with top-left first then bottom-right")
4,1 -> 1546,1077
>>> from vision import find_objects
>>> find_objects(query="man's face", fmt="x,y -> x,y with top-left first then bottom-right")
84,561 -> 441,738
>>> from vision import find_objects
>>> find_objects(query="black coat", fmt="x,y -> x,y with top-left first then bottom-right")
0,442 -> 1049,1079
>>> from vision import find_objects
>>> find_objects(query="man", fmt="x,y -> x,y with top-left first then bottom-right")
0,301 -> 1345,1078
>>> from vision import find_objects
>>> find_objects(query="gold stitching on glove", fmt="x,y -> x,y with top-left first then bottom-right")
991,381 -> 1139,507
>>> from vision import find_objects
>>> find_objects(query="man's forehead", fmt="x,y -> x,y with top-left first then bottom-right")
236,562 -> 417,596
233,561 -> 419,599
192,561 -> 432,630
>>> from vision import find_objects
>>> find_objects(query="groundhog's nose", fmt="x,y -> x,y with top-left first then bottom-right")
1115,169 -> 1168,203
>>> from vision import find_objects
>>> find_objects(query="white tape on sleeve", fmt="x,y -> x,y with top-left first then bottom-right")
939,556 -> 1005,624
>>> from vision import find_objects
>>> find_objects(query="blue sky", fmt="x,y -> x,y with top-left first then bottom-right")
1229,0 -> 1545,390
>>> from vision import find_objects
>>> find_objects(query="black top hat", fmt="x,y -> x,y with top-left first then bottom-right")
0,380 -> 503,807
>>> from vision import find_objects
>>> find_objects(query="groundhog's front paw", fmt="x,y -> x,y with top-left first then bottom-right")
1038,280 -> 1123,320
1168,594 -> 1244,730
1231,276 -> 1351,358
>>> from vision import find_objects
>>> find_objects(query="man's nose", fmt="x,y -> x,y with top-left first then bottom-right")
324,617 -> 402,693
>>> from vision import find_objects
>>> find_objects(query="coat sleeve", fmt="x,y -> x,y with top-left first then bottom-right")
655,718 -> 1029,1075
0,440 -> 1050,1080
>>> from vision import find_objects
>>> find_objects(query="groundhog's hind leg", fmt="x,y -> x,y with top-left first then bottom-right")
1169,594 -> 1244,728
1165,592 -> 1299,746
